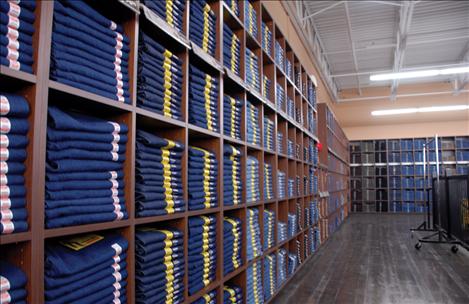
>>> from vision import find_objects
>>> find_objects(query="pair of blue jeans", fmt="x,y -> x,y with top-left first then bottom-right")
192,290 -> 217,304
224,285 -> 243,304
0,261 -> 27,301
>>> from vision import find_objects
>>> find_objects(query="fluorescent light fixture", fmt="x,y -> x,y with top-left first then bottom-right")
372,105 -> 469,116
370,66 -> 469,81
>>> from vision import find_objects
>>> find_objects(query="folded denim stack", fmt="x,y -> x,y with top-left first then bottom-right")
287,97 -> 295,119
223,144 -> 242,206
225,0 -> 239,16
263,117 -> 274,151
303,146 -> 308,162
50,0 -> 130,104
263,209 -> 274,250
308,108 -> 316,134
45,107 -> 128,228
247,208 -> 262,261
307,80 -> 316,107
261,22 -> 272,57
246,101 -> 260,146
277,221 -> 287,243
262,75 -> 271,100
135,228 -> 184,304
223,216 -> 242,275
303,175 -> 308,196
263,163 -> 274,201
246,156 -> 260,203
277,131 -> 284,154
312,226 -> 321,252
0,261 -> 27,303
188,146 -> 218,210
189,65 -> 219,132
244,1 -> 258,39
276,83 -> 285,111
313,144 -> 318,165
223,24 -> 241,76
296,202 -> 302,232
277,170 -> 286,199
135,130 -> 184,217
296,175 -> 300,196
192,290 -> 216,304
304,232 -> 311,258
263,253 -> 276,301
295,144 -> 300,160
295,71 -> 301,88
44,234 -> 128,304
287,178 -> 294,198
285,59 -> 292,80
224,285 -> 243,304
287,213 -> 297,238
304,205 -> 311,228
296,107 -> 303,125
287,252 -> 298,277
296,239 -> 302,264
287,139 -> 294,158
277,249 -> 287,286
0,0 -> 35,73
1,93 -> 29,234
310,201 -> 319,225
275,40 -> 284,71
137,32 -> 183,119
223,94 -> 242,140
143,0 -> 185,33
188,215 -> 217,295
310,167 -> 318,195
189,0 -> 216,57
246,260 -> 263,304
245,48 -> 260,92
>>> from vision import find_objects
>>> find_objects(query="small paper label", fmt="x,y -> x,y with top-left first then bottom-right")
60,234 -> 104,251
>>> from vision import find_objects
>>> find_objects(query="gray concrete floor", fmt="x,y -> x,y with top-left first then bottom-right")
271,213 -> 469,304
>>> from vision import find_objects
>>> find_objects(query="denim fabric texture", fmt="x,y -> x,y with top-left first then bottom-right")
245,48 -> 260,92
277,249 -> 287,286
287,213 -> 297,238
263,253 -> 276,300
189,0 -> 216,57
277,132 -> 283,154
246,101 -> 260,146
223,285 -> 243,304
244,1 -> 257,39
263,163 -> 274,200
192,289 -> 216,304
0,261 -> 28,303
262,75 -> 271,100
246,156 -> 260,203
223,24 -> 240,76
189,65 -> 219,132
263,117 -> 274,151
223,216 -> 242,275
246,260 -> 263,304
275,83 -> 285,112
188,146 -> 218,210
261,22 -> 272,56
223,144 -> 242,206
223,94 -> 242,140
287,97 -> 295,120
285,58 -> 293,80
287,252 -> 298,277
277,221 -> 287,243
246,208 -> 262,261
275,41 -> 284,72
143,0 -> 185,33
263,209 -> 274,250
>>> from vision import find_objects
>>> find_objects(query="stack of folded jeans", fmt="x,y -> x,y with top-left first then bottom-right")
50,0 -> 130,104
287,213 -> 297,238
312,226 -> 321,252
246,156 -> 260,203
287,252 -> 298,277
261,22 -> 272,57
223,94 -> 242,140
277,171 -> 286,199
246,208 -> 262,261
45,107 -> 128,228
135,228 -> 184,304
135,130 -> 184,217
304,232 -> 310,258
307,80 -> 316,107
263,117 -> 274,151
263,163 -> 274,201
0,93 -> 29,234
244,1 -> 257,39
287,139 -> 294,158
296,176 -> 300,196
189,0 -> 216,57
223,24 -> 241,76
296,202 -> 302,232
137,32 -> 183,119
225,0 -> 239,16
296,239 -> 302,264
246,260 -> 263,304
188,146 -> 218,210
223,216 -> 242,275
303,146 -> 308,162
44,234 -> 128,304
192,290 -> 216,304
0,0 -> 35,73
285,59 -> 292,80
303,175 -> 308,196
295,71 -> 301,88
311,167 -> 317,195
287,97 -> 295,119
278,221 -> 287,243
189,65 -> 219,132
263,209 -> 274,250
277,132 -> 284,154
310,200 -> 319,225
0,261 -> 27,303
246,101 -> 260,146
275,41 -> 284,72
276,83 -> 285,111
304,205 -> 311,228
224,285 -> 243,304
263,253 -> 276,300
277,249 -> 287,286
313,144 -> 318,165
262,75 -> 271,100
308,108 -> 315,134
142,0 -> 185,33
188,215 -> 217,295
296,107 -> 303,125
287,178 -> 294,197
223,144 -> 242,206
295,144 -> 300,160
245,48 -> 260,92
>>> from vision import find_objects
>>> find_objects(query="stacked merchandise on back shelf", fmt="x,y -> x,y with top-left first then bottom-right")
287,212 -> 297,238
245,48 -> 260,92
263,163 -> 274,201
261,22 -> 272,56
135,228 -> 184,304
310,200 -> 319,226
288,177 -> 294,198
307,78 -> 316,108
142,0 -> 185,32
285,58 -> 293,81
50,0 -> 131,104
295,70 -> 301,89
189,65 -> 219,132
263,253 -> 276,301
275,41 -> 284,72
188,215 -> 217,295
308,107 -> 316,135
189,0 -> 216,57
223,216 -> 242,275
263,117 -> 274,151
456,137 -> 469,174
135,131 -> 185,217
246,208 -> 262,261
287,139 -> 294,158
0,261 -> 27,303
304,231 -> 310,258
246,101 -> 260,146
295,144 -> 300,160
277,248 -> 287,286
277,131 -> 284,154
137,32 -> 183,119
188,146 -> 218,210
224,145 -> 242,206
193,290 -> 217,304
309,225 -> 321,253
223,24 -> 241,76
310,167 -> 318,195
223,94 -> 243,140
287,97 -> 295,120
0,0 -> 35,73
44,234 -> 128,304
224,285 -> 243,304
246,260 -> 263,304
246,156 -> 260,203
296,239 -> 302,264
262,75 -> 271,100
296,201 -> 302,232
296,106 -> 303,125
287,252 -> 298,277
225,0 -> 240,17
304,202 -> 311,228
263,209 -> 274,250
277,170 -> 286,199
45,107 -> 128,228
277,220 -> 287,244
276,83 -> 285,112
244,1 -> 258,39
1,93 -> 29,234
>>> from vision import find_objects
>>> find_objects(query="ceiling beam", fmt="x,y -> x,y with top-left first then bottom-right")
301,1 -> 345,22
337,89 -> 469,103
344,2 -> 362,95
453,43 -> 469,95
361,1 -> 404,7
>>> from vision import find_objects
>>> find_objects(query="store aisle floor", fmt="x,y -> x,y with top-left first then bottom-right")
272,214 -> 469,304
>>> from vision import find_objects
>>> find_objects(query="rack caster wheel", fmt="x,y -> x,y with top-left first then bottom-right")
415,242 -> 422,250
451,245 -> 458,253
